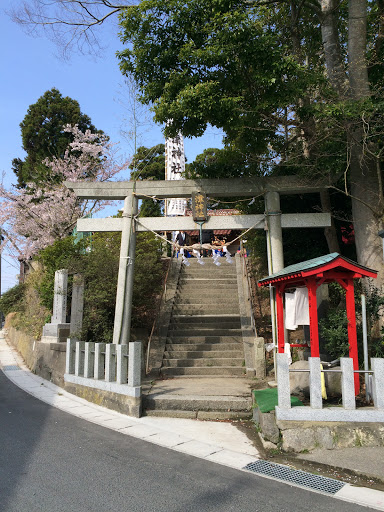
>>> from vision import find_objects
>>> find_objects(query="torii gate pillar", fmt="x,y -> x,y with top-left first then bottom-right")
112,193 -> 138,345
265,191 -> 284,274
265,191 -> 285,349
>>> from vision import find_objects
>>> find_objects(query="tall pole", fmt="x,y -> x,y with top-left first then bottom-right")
120,195 -> 139,345
265,191 -> 284,379
113,194 -> 138,344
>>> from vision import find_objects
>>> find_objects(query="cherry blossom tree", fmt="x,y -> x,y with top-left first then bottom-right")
0,125 -> 130,260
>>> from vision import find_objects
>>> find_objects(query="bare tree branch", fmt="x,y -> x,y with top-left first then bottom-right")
8,0 -> 137,58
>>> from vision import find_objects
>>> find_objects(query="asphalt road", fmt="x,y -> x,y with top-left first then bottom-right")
0,371 -> 369,512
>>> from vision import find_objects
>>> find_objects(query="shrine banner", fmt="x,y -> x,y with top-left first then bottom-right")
165,133 -> 187,216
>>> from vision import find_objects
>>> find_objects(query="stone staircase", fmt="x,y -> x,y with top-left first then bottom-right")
160,257 -> 246,378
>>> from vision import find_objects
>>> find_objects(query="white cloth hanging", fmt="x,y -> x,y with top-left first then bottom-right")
295,287 -> 310,325
285,292 -> 298,330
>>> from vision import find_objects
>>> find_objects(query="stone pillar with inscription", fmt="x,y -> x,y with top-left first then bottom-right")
70,274 -> 84,340
41,269 -> 70,343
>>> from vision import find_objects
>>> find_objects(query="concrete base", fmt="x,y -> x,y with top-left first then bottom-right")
42,323 -> 70,343
40,336 -> 61,344
253,402 -> 384,452
5,325 -> 66,386
64,380 -> 141,418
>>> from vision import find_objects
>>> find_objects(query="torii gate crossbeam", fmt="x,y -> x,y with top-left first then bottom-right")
66,178 -> 331,347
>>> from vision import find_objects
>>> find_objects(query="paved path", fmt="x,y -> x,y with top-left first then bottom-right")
1,332 -> 384,511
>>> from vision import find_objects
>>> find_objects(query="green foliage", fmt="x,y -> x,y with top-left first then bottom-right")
13,88 -> 102,188
130,144 -> 165,217
0,283 -> 26,316
319,282 -> 384,361
118,0 -> 310,161
36,236 -> 86,310
11,227 -> 165,343
319,310 -> 350,360
9,271 -> 51,339
185,147 -> 252,179
81,232 -> 120,343
132,232 -> 163,326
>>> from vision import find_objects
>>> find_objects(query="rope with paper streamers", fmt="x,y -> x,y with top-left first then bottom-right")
134,215 -> 266,256
133,191 -> 264,207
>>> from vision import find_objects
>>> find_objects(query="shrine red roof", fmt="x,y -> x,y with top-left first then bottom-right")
258,253 -> 377,287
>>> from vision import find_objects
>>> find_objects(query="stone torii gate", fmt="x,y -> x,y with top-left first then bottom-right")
66,176 -> 331,345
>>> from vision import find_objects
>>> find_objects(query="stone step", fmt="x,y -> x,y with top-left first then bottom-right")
169,321 -> 241,331
162,358 -> 244,367
160,366 -> 246,377
176,287 -> 238,295
143,395 -> 252,412
174,297 -> 239,306
167,335 -> 243,343
181,261 -> 236,269
175,289 -> 238,298
172,306 -> 240,315
164,349 -> 243,358
170,314 -> 241,323
166,343 -> 242,352
167,328 -> 243,337
179,272 -> 237,284
143,409 -> 252,420
180,270 -> 237,277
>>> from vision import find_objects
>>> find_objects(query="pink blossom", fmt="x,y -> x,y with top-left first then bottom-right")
0,125 -> 130,260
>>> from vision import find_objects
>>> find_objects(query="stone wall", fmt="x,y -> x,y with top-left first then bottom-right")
4,319 -> 142,417
64,381 -> 141,417
254,406 -> 384,452
5,321 -> 67,387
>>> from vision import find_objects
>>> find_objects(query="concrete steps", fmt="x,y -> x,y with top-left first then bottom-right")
173,306 -> 239,315
143,394 -> 252,419
164,349 -> 243,358
163,357 -> 244,367
167,328 -> 242,336
161,366 -> 246,377
166,343 -> 242,352
159,259 -> 245,380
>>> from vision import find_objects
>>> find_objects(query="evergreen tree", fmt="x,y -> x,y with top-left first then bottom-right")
130,144 -> 165,217
13,88 -> 102,188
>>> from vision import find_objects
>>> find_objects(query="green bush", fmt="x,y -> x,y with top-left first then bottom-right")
36,236 -> 86,310
5,229 -> 168,343
319,309 -> 350,359
0,283 -> 26,316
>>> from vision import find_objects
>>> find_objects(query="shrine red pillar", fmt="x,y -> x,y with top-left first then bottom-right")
345,278 -> 360,394
275,285 -> 285,353
307,278 -> 320,357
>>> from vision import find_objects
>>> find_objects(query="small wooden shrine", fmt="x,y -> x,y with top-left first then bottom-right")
258,253 -> 378,393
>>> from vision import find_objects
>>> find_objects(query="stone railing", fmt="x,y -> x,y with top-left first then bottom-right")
64,339 -> 141,399
276,353 -> 384,422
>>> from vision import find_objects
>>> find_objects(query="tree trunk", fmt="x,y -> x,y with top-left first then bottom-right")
319,0 -> 384,286
347,0 -> 384,285
320,0 -> 350,95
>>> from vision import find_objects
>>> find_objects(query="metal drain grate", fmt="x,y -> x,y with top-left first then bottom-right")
2,365 -> 21,371
244,460 -> 345,495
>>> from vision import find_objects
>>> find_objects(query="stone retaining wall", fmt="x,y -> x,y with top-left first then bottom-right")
254,407 -> 384,452
5,322 -> 66,386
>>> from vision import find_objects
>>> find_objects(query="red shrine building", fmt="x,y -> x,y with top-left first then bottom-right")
258,253 -> 378,393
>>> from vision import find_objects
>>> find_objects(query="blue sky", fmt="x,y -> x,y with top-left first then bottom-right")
0,8 -> 223,292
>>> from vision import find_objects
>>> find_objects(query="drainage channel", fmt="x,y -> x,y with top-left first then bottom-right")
244,460 -> 346,495
2,365 -> 21,371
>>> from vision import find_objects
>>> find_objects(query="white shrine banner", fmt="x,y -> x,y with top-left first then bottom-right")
165,133 -> 187,216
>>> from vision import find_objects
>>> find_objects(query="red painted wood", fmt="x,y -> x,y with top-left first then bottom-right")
345,279 -> 360,394
307,278 -> 320,357
301,257 -> 377,278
